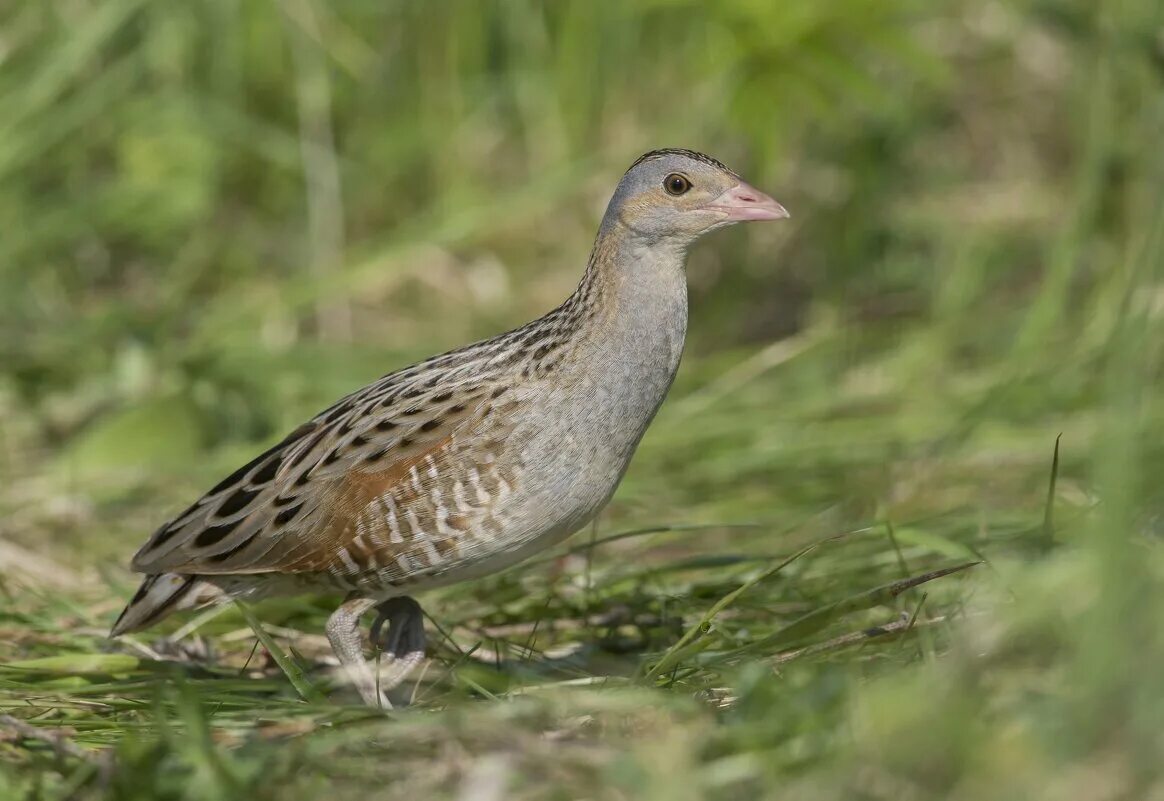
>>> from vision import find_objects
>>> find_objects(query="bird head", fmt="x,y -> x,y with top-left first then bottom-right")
602,149 -> 788,246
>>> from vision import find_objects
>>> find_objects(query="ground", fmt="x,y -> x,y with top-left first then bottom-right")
2,1 -> 1164,799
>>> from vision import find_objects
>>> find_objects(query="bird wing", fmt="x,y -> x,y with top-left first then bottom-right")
130,362 -> 522,584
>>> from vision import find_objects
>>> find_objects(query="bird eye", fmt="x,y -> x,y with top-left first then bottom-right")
663,173 -> 691,196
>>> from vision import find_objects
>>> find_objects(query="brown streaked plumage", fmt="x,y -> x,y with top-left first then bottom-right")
112,148 -> 789,707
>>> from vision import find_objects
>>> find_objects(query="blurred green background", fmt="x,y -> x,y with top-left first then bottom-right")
2,0 -> 1164,799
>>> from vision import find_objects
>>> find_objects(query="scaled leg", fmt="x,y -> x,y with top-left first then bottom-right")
325,595 -> 388,708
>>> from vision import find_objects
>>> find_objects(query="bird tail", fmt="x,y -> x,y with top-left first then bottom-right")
110,573 -> 225,636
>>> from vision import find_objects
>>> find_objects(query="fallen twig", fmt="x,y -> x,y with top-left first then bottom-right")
771,614 -> 948,666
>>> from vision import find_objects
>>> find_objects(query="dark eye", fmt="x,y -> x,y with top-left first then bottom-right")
663,173 -> 691,196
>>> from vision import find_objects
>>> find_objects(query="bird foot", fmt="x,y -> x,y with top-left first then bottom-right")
369,596 -> 426,699
325,596 -> 391,708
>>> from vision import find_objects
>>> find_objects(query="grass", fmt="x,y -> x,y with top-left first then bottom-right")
3,0 -> 1164,798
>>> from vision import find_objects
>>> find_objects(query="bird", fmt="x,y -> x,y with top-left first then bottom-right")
111,149 -> 788,707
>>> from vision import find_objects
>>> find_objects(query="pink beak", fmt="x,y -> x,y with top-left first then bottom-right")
705,180 -> 789,222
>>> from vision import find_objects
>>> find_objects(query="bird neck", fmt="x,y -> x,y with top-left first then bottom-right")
566,220 -> 689,364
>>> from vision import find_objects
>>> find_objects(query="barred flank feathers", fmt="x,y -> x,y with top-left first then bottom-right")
109,573 -> 221,636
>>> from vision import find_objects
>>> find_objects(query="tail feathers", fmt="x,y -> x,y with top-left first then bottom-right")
110,573 -> 224,637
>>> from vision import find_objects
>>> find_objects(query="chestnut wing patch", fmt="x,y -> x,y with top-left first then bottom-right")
129,377 -> 507,578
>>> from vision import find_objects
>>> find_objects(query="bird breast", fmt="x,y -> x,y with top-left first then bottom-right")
346,265 -> 689,594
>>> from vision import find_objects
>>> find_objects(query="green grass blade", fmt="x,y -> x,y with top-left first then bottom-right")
234,602 -> 324,704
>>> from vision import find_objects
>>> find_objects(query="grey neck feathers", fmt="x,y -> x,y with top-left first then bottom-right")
576,220 -> 687,329
570,220 -> 689,397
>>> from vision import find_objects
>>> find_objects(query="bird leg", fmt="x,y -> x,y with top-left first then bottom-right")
369,596 -> 426,698
325,595 -> 390,708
